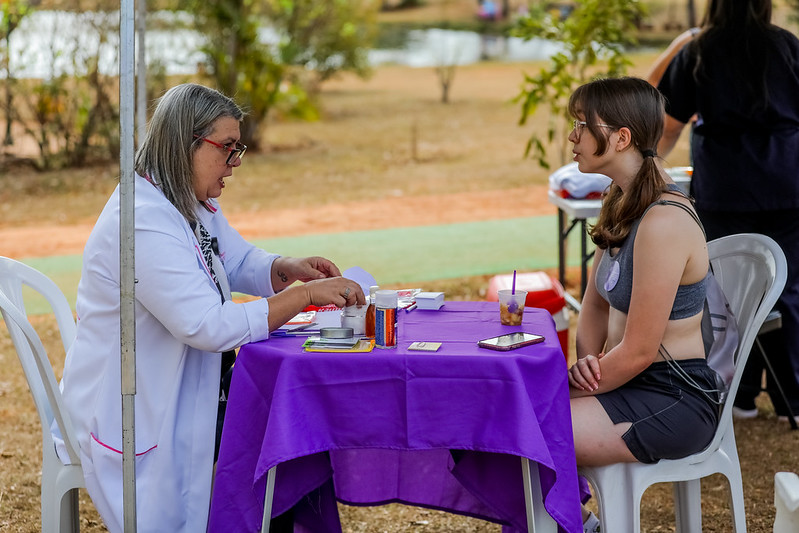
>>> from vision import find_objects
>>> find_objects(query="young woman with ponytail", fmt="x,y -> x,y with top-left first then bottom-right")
565,77 -> 721,532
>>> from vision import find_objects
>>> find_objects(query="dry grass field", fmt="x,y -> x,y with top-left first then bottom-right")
2,18 -> 799,533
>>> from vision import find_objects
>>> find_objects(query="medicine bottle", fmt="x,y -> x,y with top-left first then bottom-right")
374,289 -> 398,349
365,285 -> 378,339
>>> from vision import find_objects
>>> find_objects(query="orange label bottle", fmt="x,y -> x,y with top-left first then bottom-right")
365,285 -> 378,339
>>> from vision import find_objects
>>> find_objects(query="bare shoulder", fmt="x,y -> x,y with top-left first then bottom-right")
635,195 -> 706,258
638,195 -> 699,237
636,195 -> 708,279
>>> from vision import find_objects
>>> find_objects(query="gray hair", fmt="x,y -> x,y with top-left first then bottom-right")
134,83 -> 244,224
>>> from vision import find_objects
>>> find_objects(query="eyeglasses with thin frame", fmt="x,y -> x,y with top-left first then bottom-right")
571,120 -> 615,140
193,135 -> 247,165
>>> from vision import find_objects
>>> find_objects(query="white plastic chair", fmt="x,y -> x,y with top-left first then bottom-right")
579,233 -> 788,533
774,472 -> 799,532
0,257 -> 84,532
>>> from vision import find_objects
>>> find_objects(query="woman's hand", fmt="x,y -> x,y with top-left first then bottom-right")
568,352 -> 604,393
303,277 -> 365,309
290,256 -> 342,281
267,276 -> 365,331
272,256 -> 343,291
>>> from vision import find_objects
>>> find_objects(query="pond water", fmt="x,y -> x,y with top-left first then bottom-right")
6,11 -> 564,79
369,28 -> 564,67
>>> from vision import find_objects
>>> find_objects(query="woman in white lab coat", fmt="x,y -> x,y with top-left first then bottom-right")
56,83 -> 364,532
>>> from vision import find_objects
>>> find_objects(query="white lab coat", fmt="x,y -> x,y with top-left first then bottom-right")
56,173 -> 277,532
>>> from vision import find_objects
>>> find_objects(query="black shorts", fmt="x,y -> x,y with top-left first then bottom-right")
596,359 -> 721,464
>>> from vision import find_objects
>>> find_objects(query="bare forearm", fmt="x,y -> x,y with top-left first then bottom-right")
570,343 -> 655,397
270,257 -> 294,292
265,275 -> 365,331
659,115 -> 687,158
575,328 -> 606,359
266,285 -> 311,331
575,298 -> 608,358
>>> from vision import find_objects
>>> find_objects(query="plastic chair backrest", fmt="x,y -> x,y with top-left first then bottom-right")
774,471 -> 799,532
705,233 -> 787,455
702,272 -> 739,389
0,257 -> 80,466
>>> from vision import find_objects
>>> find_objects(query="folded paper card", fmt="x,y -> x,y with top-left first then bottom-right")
408,341 -> 442,352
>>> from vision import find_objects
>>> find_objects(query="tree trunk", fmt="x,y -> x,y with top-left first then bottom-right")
241,115 -> 263,152
687,0 -> 696,28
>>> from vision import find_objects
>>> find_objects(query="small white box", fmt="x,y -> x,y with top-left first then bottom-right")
415,291 -> 444,310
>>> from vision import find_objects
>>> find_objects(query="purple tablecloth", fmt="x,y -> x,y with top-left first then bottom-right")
208,301 -> 582,533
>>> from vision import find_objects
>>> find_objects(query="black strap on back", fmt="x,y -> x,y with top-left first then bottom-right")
653,197 -> 707,239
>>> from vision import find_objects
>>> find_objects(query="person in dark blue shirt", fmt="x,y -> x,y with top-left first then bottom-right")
657,0 -> 799,422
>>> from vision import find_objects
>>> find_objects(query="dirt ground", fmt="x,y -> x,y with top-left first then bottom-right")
0,186 -> 555,259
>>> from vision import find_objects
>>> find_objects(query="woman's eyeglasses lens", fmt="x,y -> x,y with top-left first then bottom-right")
225,142 -> 247,165
572,120 -> 586,139
194,135 -> 247,165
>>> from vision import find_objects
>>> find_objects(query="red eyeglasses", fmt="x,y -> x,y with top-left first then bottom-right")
193,135 -> 247,165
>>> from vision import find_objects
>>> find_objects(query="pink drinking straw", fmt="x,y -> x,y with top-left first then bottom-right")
511,270 -> 517,295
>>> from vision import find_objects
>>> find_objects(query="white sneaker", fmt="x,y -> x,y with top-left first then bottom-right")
732,406 -> 758,419
583,511 -> 601,533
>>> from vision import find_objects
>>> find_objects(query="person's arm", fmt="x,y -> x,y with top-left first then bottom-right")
270,256 -> 342,292
203,206 -> 348,301
136,206 -> 364,347
570,205 -> 694,396
655,40 -> 697,159
265,275 -> 365,331
134,213 -> 273,352
575,247 -> 609,358
568,248 -> 610,394
646,28 -> 698,87
658,114 -> 688,158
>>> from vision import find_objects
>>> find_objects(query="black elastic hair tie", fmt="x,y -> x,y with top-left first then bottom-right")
642,149 -> 656,159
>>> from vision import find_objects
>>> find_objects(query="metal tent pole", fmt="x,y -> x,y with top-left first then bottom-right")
119,0 -> 137,530
135,0 -> 146,146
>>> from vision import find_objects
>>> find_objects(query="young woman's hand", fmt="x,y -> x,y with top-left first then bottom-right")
568,352 -> 604,392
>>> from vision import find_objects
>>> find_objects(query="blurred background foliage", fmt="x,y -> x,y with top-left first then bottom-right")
0,0 -> 380,167
2,0 -> 796,171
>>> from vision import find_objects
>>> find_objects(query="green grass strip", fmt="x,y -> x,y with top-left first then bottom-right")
14,215 -> 592,315
251,216 -> 588,284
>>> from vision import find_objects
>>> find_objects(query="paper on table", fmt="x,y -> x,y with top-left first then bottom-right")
397,288 -> 423,309
276,308 -> 341,336
285,311 -> 316,325
312,309 -> 343,330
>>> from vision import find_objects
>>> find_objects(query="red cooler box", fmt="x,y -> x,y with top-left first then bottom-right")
486,271 -> 570,358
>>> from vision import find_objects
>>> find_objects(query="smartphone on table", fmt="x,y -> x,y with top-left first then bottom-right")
477,332 -> 545,351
